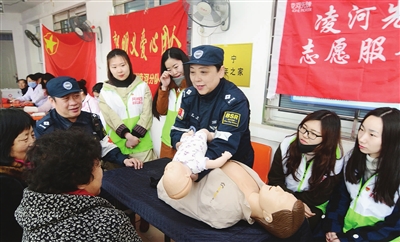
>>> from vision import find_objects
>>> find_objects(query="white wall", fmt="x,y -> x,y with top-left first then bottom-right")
190,1 -> 287,152
0,13 -> 29,78
0,0 -> 355,156
86,1 -> 114,82
2,0 -> 114,83
191,1 -> 355,153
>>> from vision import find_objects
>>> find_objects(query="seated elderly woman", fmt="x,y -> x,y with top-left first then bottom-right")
15,129 -> 142,241
0,109 -> 35,242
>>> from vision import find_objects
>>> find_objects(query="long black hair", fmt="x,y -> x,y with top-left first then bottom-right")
345,107 -> 400,206
285,110 -> 343,194
152,47 -> 192,119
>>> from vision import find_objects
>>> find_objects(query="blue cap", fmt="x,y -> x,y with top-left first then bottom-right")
46,76 -> 81,98
184,45 -> 224,66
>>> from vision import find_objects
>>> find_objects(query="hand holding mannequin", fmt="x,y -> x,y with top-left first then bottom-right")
163,128 -> 232,199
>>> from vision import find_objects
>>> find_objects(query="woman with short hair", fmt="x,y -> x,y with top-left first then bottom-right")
15,129 -> 142,241
0,109 -> 35,241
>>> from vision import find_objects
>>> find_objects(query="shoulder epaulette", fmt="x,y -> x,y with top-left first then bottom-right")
36,117 -> 53,131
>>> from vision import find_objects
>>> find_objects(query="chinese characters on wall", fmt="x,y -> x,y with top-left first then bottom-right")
217,43 -> 253,87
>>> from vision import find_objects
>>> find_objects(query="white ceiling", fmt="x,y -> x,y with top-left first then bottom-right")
1,0 -> 43,14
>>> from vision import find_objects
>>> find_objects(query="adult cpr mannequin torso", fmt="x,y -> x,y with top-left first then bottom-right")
158,160 -> 305,238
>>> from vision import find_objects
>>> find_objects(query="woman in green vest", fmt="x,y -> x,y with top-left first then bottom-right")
99,49 -> 156,163
324,107 -> 400,242
152,47 -> 192,159
268,110 -> 344,231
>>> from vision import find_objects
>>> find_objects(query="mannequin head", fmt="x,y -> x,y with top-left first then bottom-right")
257,185 -> 305,238
162,161 -> 192,199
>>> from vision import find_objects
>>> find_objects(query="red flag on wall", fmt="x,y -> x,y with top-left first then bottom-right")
42,25 -> 96,95
109,1 -> 188,96
268,0 -> 400,103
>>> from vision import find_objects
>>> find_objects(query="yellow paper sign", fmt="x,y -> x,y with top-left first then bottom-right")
216,43 -> 252,87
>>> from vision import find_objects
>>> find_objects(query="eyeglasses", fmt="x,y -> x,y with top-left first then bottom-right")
298,125 -> 322,140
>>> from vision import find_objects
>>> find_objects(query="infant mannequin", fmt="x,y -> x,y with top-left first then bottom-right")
163,128 -> 232,199
158,161 -> 305,238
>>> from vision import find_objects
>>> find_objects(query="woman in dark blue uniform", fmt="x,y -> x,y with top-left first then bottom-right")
170,45 -> 254,181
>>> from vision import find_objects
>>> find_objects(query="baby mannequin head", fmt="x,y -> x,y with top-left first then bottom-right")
162,161 -> 192,199
256,185 -> 305,238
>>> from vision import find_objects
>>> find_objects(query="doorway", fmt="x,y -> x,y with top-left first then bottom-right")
0,32 -> 18,89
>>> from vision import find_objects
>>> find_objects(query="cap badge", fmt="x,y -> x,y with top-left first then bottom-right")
193,50 -> 204,59
63,81 -> 73,90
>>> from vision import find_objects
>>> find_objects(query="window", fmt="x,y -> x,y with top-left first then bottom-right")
53,5 -> 86,33
0,33 -> 13,40
125,1 -> 155,13
264,0 -> 398,139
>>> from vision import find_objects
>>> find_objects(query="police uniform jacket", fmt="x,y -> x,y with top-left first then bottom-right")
171,78 -> 254,180
35,109 -> 128,166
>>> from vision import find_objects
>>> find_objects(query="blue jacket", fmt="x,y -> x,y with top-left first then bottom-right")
171,78 -> 254,180
35,109 -> 128,166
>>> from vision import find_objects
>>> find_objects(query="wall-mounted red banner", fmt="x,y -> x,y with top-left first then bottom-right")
109,1 -> 188,96
42,25 -> 96,95
269,0 -> 400,103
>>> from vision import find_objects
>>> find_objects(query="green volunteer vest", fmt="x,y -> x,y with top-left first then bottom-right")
161,88 -> 184,147
102,83 -> 153,155
343,174 -> 400,241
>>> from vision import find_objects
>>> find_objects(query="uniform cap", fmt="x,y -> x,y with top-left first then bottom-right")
184,45 -> 224,66
47,76 -> 80,98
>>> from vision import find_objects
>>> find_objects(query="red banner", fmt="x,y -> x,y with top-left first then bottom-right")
271,0 -> 400,103
42,25 -> 97,95
109,1 -> 188,96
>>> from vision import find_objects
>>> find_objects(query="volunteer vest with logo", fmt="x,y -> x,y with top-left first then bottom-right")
281,136 -> 343,212
101,82 -> 153,155
161,89 -> 184,147
343,170 -> 400,235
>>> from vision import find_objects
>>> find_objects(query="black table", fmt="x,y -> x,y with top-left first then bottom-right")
101,158 -> 311,242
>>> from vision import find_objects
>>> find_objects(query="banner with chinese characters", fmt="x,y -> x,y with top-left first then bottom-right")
268,0 -> 400,103
42,25 -> 96,95
109,1 -> 187,96
216,43 -> 252,87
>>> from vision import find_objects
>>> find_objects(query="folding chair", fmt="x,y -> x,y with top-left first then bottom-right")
251,141 -> 272,183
